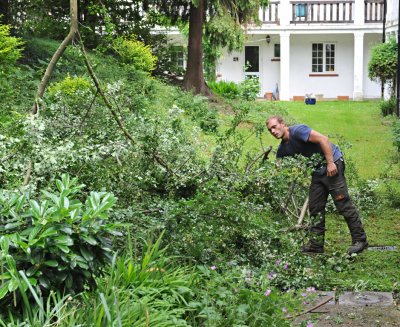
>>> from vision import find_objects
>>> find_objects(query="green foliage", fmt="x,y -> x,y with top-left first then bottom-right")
20,15 -> 69,40
174,92 -> 218,132
208,77 -> 261,101
379,97 -> 397,116
112,36 -> 157,72
48,74 -> 92,96
393,118 -> 400,152
0,234 -> 311,326
163,179 -> 281,266
0,23 -> 24,67
192,266 -> 293,326
208,80 -> 240,99
239,76 -> 261,101
0,174 -> 120,308
368,38 -> 398,96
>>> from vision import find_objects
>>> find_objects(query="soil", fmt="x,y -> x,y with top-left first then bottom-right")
294,304 -> 400,326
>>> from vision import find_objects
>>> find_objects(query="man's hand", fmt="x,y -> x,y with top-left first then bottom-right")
327,162 -> 337,176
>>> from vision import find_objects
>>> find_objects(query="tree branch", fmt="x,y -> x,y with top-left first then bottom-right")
76,31 -> 136,145
32,0 -> 78,114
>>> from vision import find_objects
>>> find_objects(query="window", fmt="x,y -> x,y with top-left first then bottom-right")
312,43 -> 335,73
245,46 -> 259,72
171,46 -> 185,69
274,44 -> 280,58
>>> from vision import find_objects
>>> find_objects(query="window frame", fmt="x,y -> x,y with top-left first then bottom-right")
311,42 -> 336,73
274,44 -> 280,58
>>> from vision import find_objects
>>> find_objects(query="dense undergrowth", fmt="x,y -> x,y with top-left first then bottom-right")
0,35 -> 399,326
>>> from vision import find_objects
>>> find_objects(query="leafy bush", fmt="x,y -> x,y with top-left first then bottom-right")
0,174 -> 120,308
48,74 -> 92,96
379,97 -> 397,116
208,80 -> 240,99
112,36 -> 157,72
368,38 -> 398,96
0,24 -> 24,67
208,78 -> 261,101
238,76 -> 260,101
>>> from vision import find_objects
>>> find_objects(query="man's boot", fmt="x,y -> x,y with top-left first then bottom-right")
348,241 -> 368,255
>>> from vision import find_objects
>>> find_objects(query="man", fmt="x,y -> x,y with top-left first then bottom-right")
266,115 -> 368,255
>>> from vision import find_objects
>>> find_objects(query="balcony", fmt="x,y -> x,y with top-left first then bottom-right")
290,1 -> 355,24
260,0 -> 384,24
262,1 -> 280,23
364,0 -> 384,23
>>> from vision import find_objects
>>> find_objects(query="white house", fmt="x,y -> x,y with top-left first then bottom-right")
217,0 -> 399,100
169,0 -> 398,101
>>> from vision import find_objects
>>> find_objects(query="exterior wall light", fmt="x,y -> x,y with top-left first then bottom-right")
266,35 -> 271,44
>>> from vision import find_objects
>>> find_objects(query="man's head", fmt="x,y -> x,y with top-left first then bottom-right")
266,115 -> 287,140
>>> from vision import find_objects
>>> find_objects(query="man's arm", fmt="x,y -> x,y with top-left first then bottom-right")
308,130 -> 337,176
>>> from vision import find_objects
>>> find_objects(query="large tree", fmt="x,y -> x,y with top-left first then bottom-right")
144,0 -> 269,95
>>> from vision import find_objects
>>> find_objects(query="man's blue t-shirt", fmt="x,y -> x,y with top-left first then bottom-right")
276,124 -> 342,162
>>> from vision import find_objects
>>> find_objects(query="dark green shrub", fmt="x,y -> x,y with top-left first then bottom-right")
208,80 -> 240,99
0,174 -> 120,308
379,97 -> 397,116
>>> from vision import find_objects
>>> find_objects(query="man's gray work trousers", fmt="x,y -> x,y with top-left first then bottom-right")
308,159 -> 367,248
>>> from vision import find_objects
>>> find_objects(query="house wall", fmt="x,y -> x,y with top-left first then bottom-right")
217,33 -> 382,100
290,34 -> 354,99
363,34 -> 381,98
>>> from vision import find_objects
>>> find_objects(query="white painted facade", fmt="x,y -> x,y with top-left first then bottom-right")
214,0 -> 397,100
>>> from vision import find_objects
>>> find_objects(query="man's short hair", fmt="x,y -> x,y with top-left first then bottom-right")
266,115 -> 285,125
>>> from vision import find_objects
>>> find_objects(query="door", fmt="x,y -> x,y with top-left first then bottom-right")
244,46 -> 261,96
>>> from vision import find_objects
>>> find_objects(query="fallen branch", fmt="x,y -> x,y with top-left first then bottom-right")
286,296 -> 334,319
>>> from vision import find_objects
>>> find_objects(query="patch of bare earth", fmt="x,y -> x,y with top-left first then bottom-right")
295,305 -> 400,326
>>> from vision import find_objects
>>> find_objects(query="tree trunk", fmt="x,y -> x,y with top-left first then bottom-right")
0,0 -> 9,24
32,0 -> 78,114
182,0 -> 212,96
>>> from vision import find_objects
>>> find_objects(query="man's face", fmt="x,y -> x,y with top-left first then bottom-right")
267,118 -> 286,139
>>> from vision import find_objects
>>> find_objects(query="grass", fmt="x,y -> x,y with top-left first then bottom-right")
324,208 -> 400,291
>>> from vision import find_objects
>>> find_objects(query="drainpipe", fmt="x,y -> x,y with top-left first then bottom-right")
381,0 -> 386,99
398,1 -> 400,117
